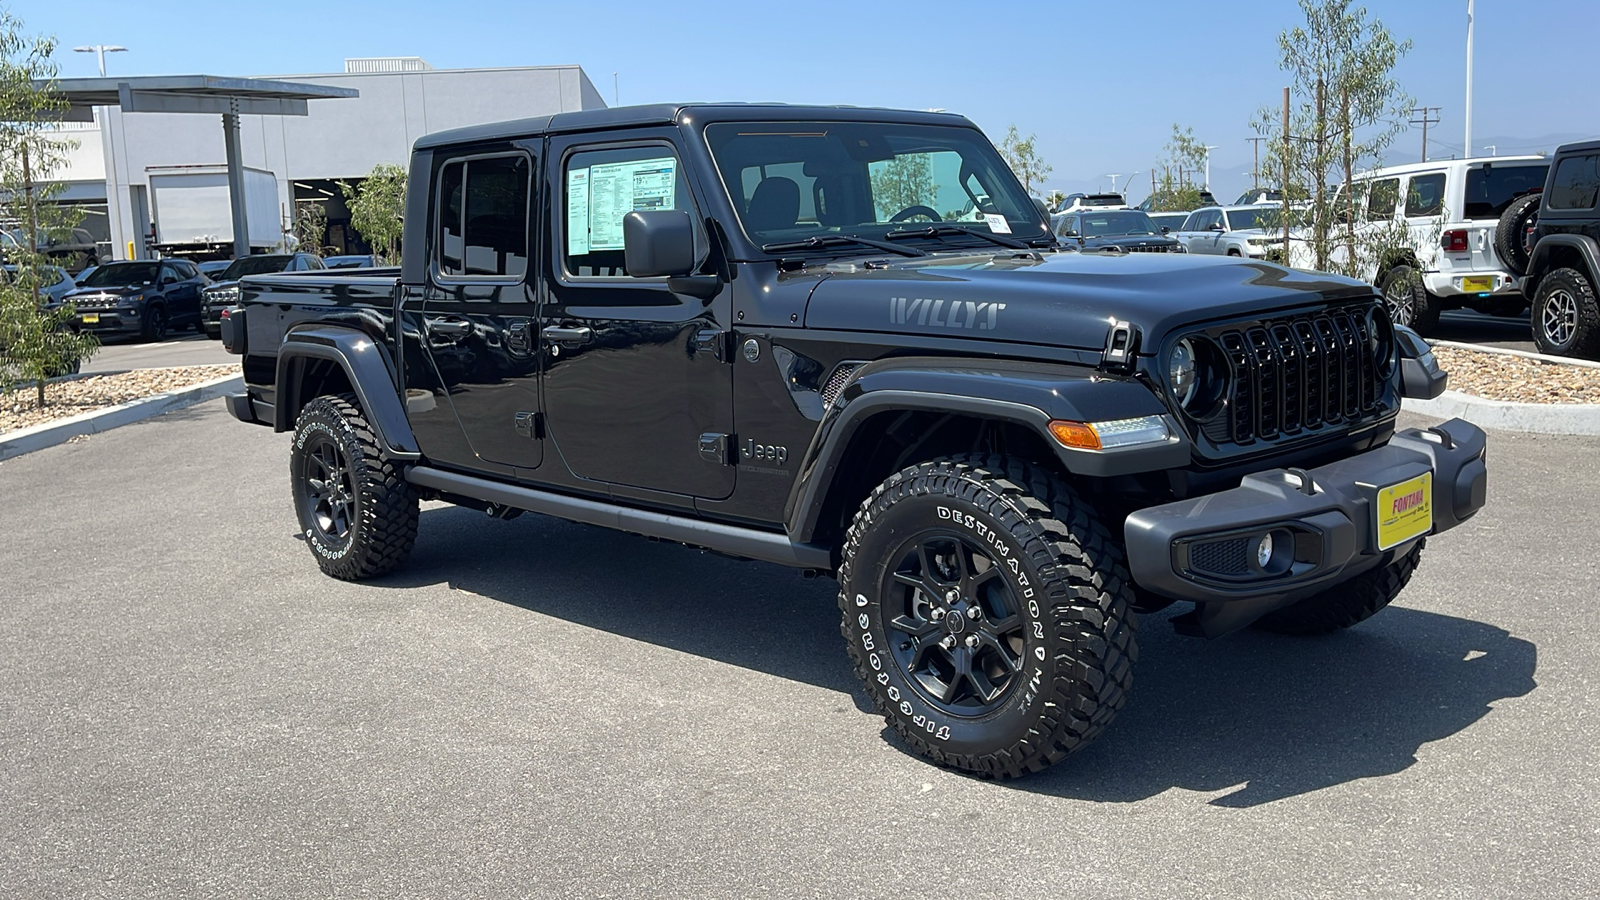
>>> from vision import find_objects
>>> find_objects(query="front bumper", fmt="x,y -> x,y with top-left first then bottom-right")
1124,418 -> 1486,633
73,310 -> 143,335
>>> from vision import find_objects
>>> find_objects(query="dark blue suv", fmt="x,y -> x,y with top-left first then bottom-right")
57,259 -> 208,342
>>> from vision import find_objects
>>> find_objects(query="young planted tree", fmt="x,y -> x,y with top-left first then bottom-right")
1253,0 -> 1413,276
1144,125 -> 1211,211
0,8 -> 98,407
339,164 -> 407,265
996,125 -> 1052,196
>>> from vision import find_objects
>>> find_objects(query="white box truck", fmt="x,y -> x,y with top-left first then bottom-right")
148,165 -> 283,255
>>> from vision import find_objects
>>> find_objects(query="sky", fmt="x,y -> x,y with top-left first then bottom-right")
20,0 -> 1600,205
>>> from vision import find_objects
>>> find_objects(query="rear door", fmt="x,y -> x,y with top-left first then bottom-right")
407,144 -> 543,474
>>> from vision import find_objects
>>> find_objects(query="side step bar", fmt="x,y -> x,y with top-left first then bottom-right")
406,466 -> 833,571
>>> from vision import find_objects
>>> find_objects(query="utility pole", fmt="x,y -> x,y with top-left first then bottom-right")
1247,137 -> 1267,187
1409,107 -> 1441,161
1465,0 -> 1475,155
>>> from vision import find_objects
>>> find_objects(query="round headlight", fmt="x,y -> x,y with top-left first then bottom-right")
1169,338 -> 1198,406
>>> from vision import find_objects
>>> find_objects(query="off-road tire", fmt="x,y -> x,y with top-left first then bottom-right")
1531,267 -> 1600,359
1253,539 -> 1424,635
1494,193 -> 1541,275
1382,265 -> 1441,334
290,393 -> 418,580
837,454 -> 1137,778
140,306 -> 168,342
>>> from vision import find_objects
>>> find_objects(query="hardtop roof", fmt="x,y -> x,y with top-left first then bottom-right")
412,102 -> 975,151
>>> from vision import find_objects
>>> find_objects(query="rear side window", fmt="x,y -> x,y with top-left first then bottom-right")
436,153 -> 531,279
1463,164 -> 1548,218
1367,178 -> 1400,219
1548,154 -> 1600,210
1404,173 -> 1446,217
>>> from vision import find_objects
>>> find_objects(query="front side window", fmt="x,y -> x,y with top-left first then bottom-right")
436,153 -> 530,279
704,121 -> 1049,251
1548,154 -> 1600,210
562,145 -> 696,278
1404,173 -> 1446,217
1367,178 -> 1400,219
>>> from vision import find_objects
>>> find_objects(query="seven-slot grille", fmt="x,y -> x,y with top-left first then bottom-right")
1124,243 -> 1181,253
1202,306 -> 1386,445
70,293 -> 121,309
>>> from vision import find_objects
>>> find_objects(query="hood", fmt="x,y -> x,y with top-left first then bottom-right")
64,284 -> 148,299
802,250 -> 1376,352
1070,234 -> 1182,251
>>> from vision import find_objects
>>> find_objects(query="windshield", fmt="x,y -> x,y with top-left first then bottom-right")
1226,208 -> 1278,231
704,120 -> 1048,250
80,262 -> 159,287
1075,211 -> 1159,237
220,255 -> 292,280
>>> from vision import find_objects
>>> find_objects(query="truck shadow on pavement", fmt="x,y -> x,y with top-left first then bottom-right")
389,506 -> 1538,808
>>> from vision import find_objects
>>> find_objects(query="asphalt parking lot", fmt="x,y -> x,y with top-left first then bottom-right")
81,333 -> 233,374
1,403 -> 1595,898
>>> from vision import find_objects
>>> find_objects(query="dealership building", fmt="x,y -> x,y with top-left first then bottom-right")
45,58 -> 608,261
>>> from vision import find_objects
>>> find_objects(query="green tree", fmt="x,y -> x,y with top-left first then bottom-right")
292,200 -> 328,256
997,125 -> 1052,195
339,163 -> 407,265
1254,0 -> 1413,274
1143,125 -> 1210,211
0,8 -> 97,408
1045,190 -> 1067,211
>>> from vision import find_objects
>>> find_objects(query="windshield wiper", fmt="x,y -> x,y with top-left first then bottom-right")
761,234 -> 926,258
884,224 -> 1030,250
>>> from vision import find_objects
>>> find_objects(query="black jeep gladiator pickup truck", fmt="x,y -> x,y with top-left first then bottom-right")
223,103 -> 1486,778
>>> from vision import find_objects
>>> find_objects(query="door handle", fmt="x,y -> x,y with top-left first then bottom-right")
542,325 -> 593,342
427,318 -> 472,336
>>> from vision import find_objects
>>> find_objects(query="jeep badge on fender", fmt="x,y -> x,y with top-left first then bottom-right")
224,102 -> 1487,779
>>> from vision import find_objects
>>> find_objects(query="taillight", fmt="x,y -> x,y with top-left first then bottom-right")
1442,230 -> 1468,253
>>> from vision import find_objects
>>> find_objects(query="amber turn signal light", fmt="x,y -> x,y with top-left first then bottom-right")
1048,420 -> 1101,450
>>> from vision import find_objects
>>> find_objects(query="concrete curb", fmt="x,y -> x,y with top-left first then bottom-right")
1403,390 -> 1600,435
0,374 -> 243,462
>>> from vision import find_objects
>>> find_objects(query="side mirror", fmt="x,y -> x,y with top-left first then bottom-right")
1393,324 -> 1448,399
1032,197 -> 1052,219
624,210 -> 696,278
1208,223 -> 1226,232
1159,226 -> 1171,235
1061,228 -> 1078,238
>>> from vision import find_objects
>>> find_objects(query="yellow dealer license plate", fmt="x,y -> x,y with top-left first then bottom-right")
1461,276 -> 1494,293
80,313 -> 99,324
1376,473 -> 1432,550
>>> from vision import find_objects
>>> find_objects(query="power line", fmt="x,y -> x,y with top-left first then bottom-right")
1409,106 -> 1441,161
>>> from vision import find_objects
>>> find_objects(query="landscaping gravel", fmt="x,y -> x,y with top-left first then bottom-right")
1433,346 -> 1600,405
0,365 -> 237,435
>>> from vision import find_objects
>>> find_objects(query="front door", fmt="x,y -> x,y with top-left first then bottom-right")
540,132 -> 735,500
408,146 -> 543,473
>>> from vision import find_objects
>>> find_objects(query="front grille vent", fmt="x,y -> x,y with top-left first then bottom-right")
1125,243 -> 1180,253
821,363 -> 864,408
1202,307 -> 1386,446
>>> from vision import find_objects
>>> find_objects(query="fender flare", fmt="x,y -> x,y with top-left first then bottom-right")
274,324 -> 421,460
1525,233 -> 1600,295
783,357 -> 1188,541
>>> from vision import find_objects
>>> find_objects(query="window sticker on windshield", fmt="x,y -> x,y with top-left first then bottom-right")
584,157 -> 677,251
566,168 -> 591,256
984,214 -> 1012,234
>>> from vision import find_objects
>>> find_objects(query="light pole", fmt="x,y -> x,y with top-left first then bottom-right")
1465,0 -> 1475,155
1202,145 -> 1218,189
73,45 -> 127,77
1104,173 -> 1123,193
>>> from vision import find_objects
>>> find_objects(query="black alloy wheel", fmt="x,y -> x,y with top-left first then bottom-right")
141,306 -> 168,342
883,533 -> 1028,717
296,430 -> 357,552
